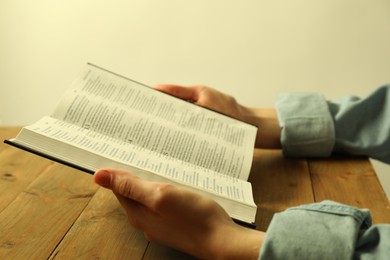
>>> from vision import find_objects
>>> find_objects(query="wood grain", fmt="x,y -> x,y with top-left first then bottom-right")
249,149 -> 314,231
0,128 -> 53,212
0,163 -> 97,259
50,188 -> 148,259
309,156 -> 390,224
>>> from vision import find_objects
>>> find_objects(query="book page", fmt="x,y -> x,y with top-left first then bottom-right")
51,64 -> 257,180
19,116 -> 255,205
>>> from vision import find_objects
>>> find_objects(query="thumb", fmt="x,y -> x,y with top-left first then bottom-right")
94,168 -> 139,196
94,169 -> 113,188
154,84 -> 199,102
94,169 -> 138,196
94,169 -> 157,205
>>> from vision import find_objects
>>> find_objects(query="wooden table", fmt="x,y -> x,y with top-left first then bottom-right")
1,127 -> 389,259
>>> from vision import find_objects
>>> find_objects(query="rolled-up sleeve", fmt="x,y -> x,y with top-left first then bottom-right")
276,85 -> 390,163
259,201 -> 390,259
276,93 -> 335,157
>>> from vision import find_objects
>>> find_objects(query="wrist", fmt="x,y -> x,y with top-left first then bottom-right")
239,105 -> 281,149
207,225 -> 264,260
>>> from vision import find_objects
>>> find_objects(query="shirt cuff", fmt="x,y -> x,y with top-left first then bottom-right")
259,201 -> 372,260
276,92 -> 335,157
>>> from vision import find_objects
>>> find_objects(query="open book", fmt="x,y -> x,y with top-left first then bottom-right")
5,63 -> 258,226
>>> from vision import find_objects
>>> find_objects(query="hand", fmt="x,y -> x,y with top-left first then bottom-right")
155,84 -> 247,121
155,84 -> 281,149
94,168 -> 264,259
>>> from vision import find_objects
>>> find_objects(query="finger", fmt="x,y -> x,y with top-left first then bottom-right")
94,168 -> 158,206
154,84 -> 199,102
114,192 -> 160,230
115,192 -> 186,247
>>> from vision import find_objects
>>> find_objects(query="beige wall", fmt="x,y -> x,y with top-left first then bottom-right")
1,0 -> 389,197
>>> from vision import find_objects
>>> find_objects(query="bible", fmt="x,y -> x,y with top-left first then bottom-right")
5,63 -> 258,226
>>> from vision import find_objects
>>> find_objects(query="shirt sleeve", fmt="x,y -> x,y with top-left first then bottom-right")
276,85 -> 390,163
275,92 -> 335,157
328,85 -> 390,163
258,201 -> 390,259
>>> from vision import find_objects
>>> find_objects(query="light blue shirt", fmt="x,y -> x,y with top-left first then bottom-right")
259,85 -> 390,259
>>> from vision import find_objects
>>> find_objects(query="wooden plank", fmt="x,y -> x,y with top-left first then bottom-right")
52,186 -> 192,259
50,187 -> 148,259
0,127 -> 53,212
309,156 -> 390,224
248,149 -> 315,231
0,163 -> 98,259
